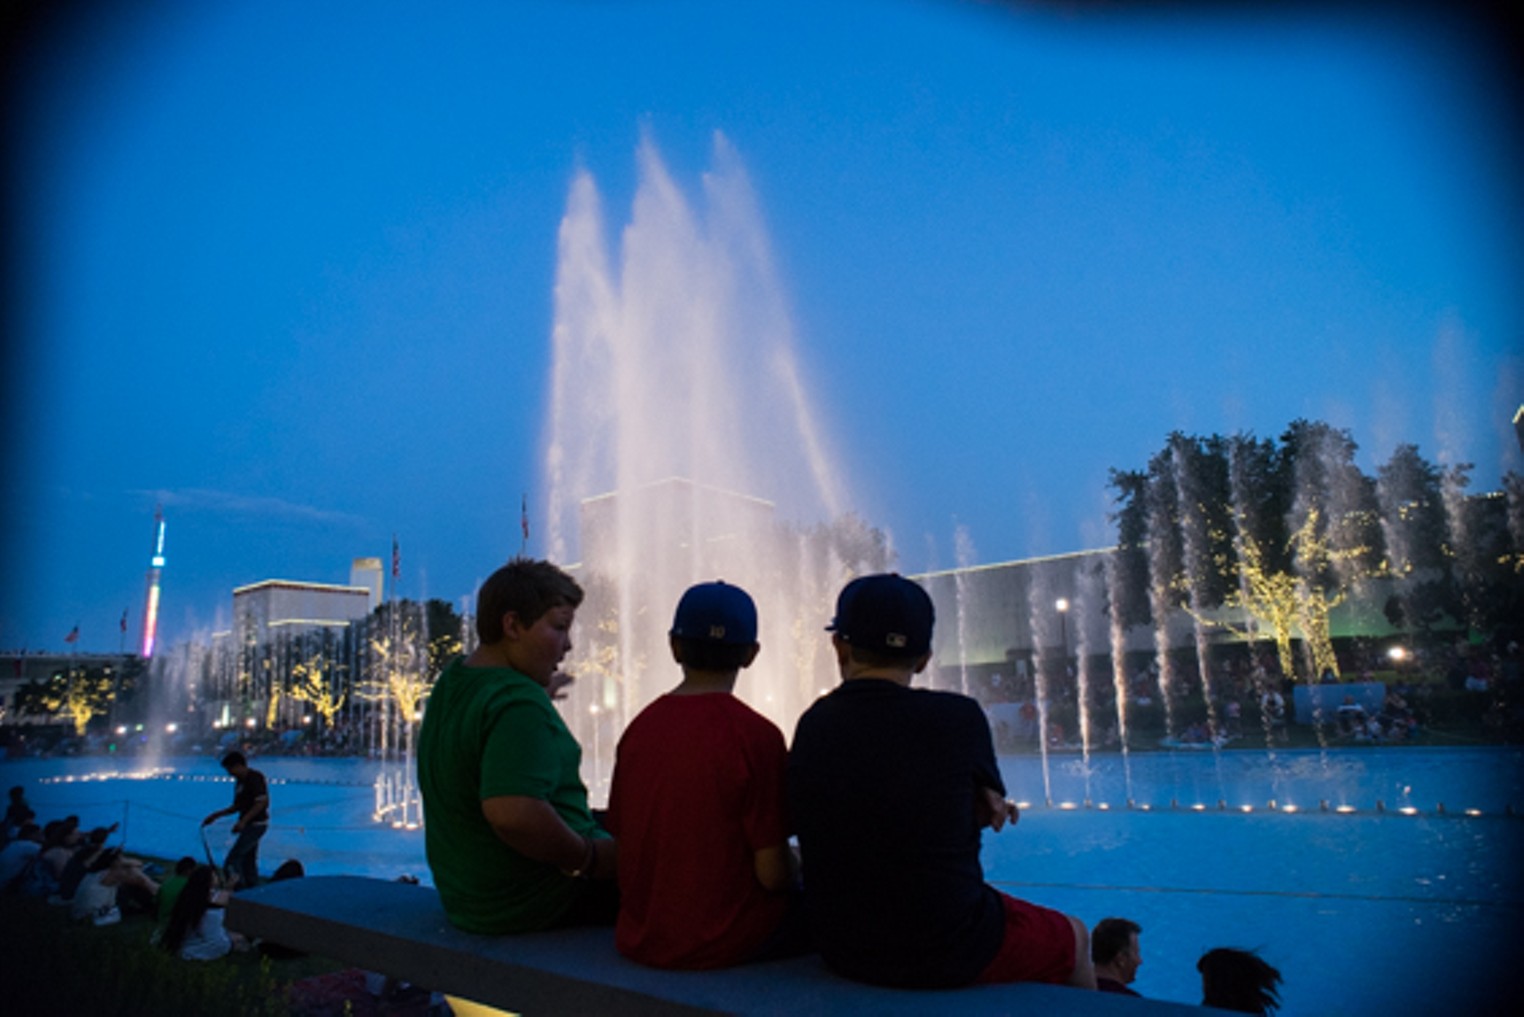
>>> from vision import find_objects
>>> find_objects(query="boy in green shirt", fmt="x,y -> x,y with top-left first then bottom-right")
417,558 -> 616,934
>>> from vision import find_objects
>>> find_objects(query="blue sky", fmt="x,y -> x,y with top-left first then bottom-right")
3,0 -> 1519,654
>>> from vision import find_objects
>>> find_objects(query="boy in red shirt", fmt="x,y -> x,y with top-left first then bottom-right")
606,580 -> 801,969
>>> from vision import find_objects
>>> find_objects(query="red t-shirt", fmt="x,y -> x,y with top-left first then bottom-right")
606,692 -> 789,969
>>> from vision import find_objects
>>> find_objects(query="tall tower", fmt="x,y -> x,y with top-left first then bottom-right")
140,505 -> 166,658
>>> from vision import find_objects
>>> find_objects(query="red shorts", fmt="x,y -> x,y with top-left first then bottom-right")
974,892 -> 1076,985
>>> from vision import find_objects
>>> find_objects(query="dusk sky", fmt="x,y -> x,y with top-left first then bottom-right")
3,0 -> 1519,656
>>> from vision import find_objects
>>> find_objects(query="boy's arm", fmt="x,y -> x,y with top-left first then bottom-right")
753,844 -> 793,893
975,787 -> 1019,831
482,795 -> 616,879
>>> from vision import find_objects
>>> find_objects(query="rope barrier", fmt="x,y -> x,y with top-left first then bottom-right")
989,878 -> 1524,911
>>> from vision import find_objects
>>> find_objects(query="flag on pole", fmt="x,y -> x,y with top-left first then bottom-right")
521,494 -> 530,544
391,535 -> 400,579
120,609 -> 128,634
64,625 -> 79,644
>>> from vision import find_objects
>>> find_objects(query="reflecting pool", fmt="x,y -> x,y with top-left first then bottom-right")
7,746 -> 1519,1014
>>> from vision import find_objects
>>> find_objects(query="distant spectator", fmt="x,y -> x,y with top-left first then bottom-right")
260,858 -> 308,958
269,858 -> 306,882
1336,695 -> 1366,738
1260,688 -> 1287,743
3,785 -> 32,845
56,826 -> 113,901
155,857 -> 199,929
71,846 -> 159,924
162,864 -> 234,960
1198,947 -> 1282,1015
0,822 -> 43,891
1090,917 -> 1142,996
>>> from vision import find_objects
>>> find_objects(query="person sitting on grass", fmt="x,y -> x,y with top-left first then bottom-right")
161,864 -> 236,961
154,856 -> 199,933
70,846 -> 159,924
0,821 -> 43,891
37,821 -> 80,896
55,825 -> 112,901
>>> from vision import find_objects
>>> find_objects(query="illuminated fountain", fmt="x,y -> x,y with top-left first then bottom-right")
543,133 -> 885,797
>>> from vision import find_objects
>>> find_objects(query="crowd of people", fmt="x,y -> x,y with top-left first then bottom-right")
0,756 -> 311,969
412,557 -> 1288,1013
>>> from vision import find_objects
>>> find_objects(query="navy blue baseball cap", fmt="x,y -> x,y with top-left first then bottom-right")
670,581 -> 758,645
827,573 -> 934,658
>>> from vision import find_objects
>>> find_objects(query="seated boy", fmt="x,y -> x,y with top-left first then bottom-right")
789,573 -> 1094,990
417,557 -> 616,934
606,580 -> 798,969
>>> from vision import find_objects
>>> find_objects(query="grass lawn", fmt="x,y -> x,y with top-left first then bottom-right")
0,878 -> 369,1017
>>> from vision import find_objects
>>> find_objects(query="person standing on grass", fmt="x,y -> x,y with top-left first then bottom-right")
202,750 -> 270,889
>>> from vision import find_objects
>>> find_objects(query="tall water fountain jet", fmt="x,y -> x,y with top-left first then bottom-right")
953,525 -> 977,698
1102,552 -> 1137,804
542,135 -> 878,799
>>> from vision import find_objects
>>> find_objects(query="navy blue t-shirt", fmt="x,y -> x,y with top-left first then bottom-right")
788,679 -> 1007,987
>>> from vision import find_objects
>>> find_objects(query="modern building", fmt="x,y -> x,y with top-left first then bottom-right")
349,557 -> 385,612
231,579 -> 374,646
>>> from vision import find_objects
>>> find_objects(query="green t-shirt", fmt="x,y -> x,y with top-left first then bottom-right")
155,872 -> 188,926
417,655 -> 603,933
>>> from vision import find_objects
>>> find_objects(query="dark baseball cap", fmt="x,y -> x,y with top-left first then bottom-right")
826,573 -> 934,658
670,581 -> 758,645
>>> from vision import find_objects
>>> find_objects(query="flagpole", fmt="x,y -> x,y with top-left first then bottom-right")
520,493 -> 529,556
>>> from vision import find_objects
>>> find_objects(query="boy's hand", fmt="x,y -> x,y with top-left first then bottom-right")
976,787 -> 1019,832
546,671 -> 575,701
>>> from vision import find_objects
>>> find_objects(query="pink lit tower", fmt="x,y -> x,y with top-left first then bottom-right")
140,505 -> 166,658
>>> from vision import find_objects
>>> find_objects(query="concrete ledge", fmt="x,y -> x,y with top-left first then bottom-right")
228,875 -> 1211,1016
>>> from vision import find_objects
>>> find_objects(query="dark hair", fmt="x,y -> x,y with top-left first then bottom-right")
163,865 -> 218,955
87,847 -> 122,873
1091,917 -> 1142,965
220,750 -> 247,769
673,636 -> 755,672
175,856 -> 198,876
844,643 -> 919,670
270,859 -> 305,881
41,821 -> 66,847
1199,947 -> 1283,1015
475,558 -> 583,644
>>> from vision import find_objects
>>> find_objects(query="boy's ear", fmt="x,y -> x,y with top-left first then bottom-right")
740,643 -> 761,669
668,634 -> 685,664
910,652 -> 932,674
501,611 -> 525,640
